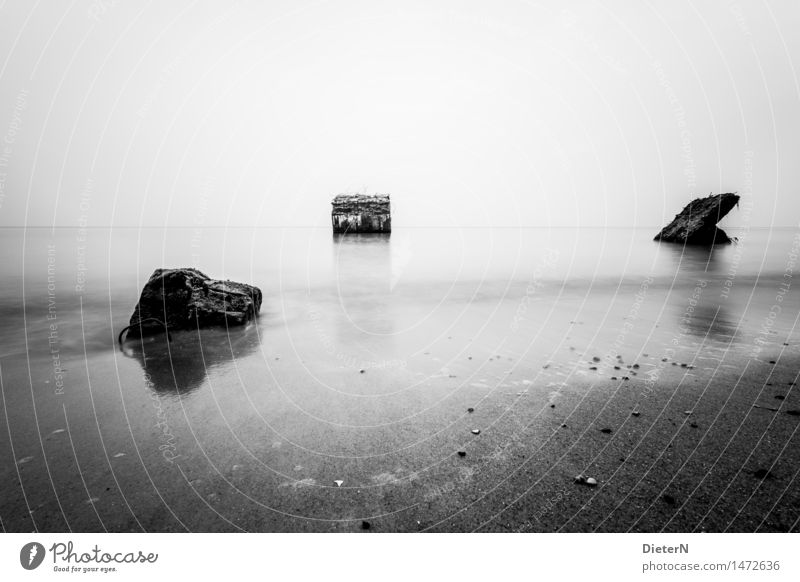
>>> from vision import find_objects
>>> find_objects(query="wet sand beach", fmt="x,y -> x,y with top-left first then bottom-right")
1,227 -> 798,532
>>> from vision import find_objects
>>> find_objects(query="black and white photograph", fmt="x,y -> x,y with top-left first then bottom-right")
0,0 -> 798,578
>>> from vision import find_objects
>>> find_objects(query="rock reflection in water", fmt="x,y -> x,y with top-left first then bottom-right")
121,325 -> 262,395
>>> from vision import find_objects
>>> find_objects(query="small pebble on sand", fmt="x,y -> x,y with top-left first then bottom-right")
471,429 -> 481,435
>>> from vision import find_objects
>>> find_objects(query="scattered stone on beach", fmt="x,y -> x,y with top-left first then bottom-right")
589,366 -> 597,371
113,453 -> 126,458
359,369 -> 365,374
614,366 -> 621,370
17,456 -> 34,465
752,404 -> 779,412
633,364 -> 640,369
592,356 -> 601,362
561,423 -> 568,428
334,480 -> 344,487
653,193 -> 740,245
611,376 -> 618,380
690,422 -> 698,428
361,520 -> 371,530
684,410 -> 693,415
123,268 -> 262,338
457,451 -> 467,457
550,404 -> 556,408
471,429 -> 481,435
774,395 -> 785,400
662,494 -> 676,505
680,363 -> 688,368
467,407 -> 474,413
622,376 -> 630,381
631,411 -> 641,417
786,409 -> 800,416
585,477 -> 597,486
751,469 -> 775,480
574,475 -> 597,487
769,360 -> 776,364
599,428 -> 613,434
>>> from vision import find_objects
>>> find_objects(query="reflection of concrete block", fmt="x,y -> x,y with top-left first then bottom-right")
331,194 -> 391,233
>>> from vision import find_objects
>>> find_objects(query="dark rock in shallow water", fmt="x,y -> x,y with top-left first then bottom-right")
654,193 -> 740,245
331,193 -> 391,233
125,268 -> 262,338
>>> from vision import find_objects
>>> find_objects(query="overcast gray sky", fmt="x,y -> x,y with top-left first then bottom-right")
0,0 -> 798,228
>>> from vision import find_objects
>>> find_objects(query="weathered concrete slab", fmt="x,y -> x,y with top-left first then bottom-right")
332,194 -> 391,233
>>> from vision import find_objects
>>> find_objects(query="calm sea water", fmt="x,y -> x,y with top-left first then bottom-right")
1,226 -> 799,531
1,226 -> 798,363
